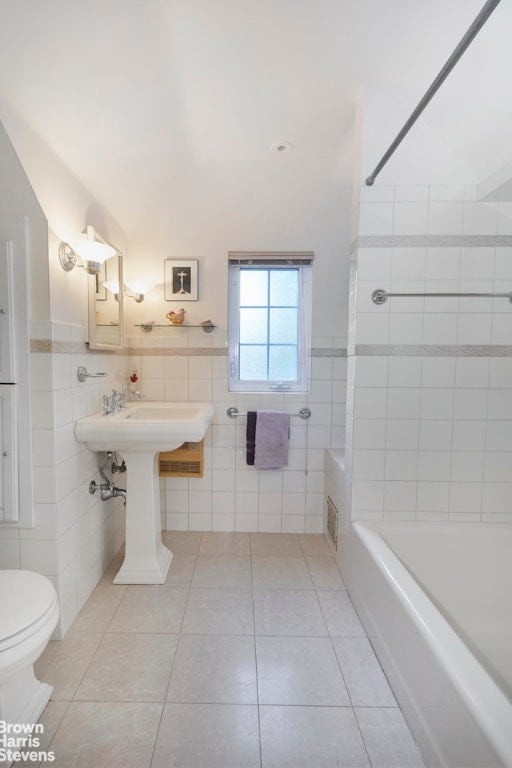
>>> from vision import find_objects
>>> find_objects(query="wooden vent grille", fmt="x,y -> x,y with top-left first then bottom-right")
159,441 -> 204,478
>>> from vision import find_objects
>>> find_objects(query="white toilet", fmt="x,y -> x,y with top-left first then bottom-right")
0,570 -> 59,725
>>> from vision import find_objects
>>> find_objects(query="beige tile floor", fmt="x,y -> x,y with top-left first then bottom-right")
32,532 -> 425,768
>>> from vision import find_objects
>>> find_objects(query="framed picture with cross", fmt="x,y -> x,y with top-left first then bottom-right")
164,259 -> 198,301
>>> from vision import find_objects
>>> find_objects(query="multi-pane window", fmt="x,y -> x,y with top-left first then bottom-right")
228,253 -> 312,392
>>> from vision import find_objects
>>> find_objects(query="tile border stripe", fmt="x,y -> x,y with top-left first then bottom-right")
351,235 -> 512,251
31,340 -> 347,358
355,344 -> 512,357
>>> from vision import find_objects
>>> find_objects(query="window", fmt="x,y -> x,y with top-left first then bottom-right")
228,252 -> 313,392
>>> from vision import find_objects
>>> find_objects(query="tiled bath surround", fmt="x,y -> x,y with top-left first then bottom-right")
344,184 -> 512,524
127,337 -> 347,534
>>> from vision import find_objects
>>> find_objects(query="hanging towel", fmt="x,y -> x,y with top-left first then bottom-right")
254,410 -> 290,469
246,411 -> 257,466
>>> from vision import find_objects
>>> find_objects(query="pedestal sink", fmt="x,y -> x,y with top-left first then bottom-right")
75,402 -> 215,584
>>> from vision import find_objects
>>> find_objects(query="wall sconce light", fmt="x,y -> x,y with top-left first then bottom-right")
103,280 -> 120,301
102,279 -> 154,303
59,225 -> 116,275
124,280 -> 155,303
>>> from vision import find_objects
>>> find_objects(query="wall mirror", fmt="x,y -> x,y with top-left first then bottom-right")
87,237 -> 124,350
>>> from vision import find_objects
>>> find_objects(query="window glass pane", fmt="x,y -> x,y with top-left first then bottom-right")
270,269 -> 298,306
240,308 -> 268,343
269,308 -> 297,344
229,261 -> 310,392
240,269 -> 268,306
240,345 -> 267,380
269,346 -> 297,381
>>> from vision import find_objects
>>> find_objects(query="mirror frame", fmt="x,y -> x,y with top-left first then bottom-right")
87,237 -> 124,351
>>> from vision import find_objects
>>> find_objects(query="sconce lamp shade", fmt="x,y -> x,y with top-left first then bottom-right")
125,280 -> 154,303
70,239 -> 116,274
125,280 -> 154,295
103,280 -> 120,295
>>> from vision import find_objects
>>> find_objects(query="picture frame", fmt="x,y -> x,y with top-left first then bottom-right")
164,259 -> 198,301
95,260 -> 107,301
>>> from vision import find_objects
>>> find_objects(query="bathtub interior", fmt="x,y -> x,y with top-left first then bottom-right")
367,522 -> 512,701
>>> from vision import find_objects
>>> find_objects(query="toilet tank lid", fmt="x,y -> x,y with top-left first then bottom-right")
0,570 -> 57,641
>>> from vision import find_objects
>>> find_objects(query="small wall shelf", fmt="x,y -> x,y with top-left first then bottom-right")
135,322 -> 216,334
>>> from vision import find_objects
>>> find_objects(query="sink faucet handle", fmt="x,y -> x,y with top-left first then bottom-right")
109,389 -> 120,412
127,390 -> 145,401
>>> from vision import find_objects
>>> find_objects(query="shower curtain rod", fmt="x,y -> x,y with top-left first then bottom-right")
365,0 -> 502,186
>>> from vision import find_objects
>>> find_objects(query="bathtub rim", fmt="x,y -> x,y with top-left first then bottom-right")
353,521 -> 512,768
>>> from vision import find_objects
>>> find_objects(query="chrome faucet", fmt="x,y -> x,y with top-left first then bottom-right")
112,389 -> 123,411
103,387 -> 128,415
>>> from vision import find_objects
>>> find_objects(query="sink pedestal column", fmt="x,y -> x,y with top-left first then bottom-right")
113,450 -> 172,584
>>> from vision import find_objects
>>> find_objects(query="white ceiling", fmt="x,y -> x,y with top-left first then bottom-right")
0,0 -> 511,250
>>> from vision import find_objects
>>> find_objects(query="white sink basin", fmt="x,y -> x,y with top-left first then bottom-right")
74,401 -> 215,585
75,401 -> 215,452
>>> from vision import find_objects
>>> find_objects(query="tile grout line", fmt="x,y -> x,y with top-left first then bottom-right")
148,534 -> 201,767
312,563 -> 374,767
44,576 -> 128,756
43,695 -> 409,709
68,595 -> 119,701
42,699 -> 72,762
249,533 -> 263,768
56,699 -> 406,708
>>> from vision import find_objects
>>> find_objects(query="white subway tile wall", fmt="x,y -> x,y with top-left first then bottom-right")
0,321 -> 129,637
126,340 -> 347,535
346,184 -> 512,523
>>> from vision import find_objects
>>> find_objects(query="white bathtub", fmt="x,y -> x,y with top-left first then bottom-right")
349,521 -> 512,768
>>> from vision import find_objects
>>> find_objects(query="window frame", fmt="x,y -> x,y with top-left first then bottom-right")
228,258 -> 312,393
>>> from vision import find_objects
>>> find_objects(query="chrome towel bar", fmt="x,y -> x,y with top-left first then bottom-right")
371,289 -> 512,305
76,365 -> 108,382
227,406 -> 311,420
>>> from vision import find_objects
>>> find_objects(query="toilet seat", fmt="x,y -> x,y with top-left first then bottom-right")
0,570 -> 57,650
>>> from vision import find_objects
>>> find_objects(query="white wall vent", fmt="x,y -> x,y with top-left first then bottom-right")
326,496 -> 338,549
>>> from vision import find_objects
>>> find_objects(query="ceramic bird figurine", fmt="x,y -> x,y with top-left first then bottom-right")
166,308 -> 186,325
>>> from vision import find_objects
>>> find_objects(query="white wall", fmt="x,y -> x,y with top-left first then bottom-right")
122,168 -> 352,344
0,121 -> 49,321
360,83 -> 478,187
0,108 -> 128,327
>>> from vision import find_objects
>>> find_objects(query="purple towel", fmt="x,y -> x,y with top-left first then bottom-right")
246,411 -> 257,466
254,411 -> 290,469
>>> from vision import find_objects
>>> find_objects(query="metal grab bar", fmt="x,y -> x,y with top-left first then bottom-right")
365,0 -> 501,186
227,406 -> 311,420
371,288 -> 512,305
